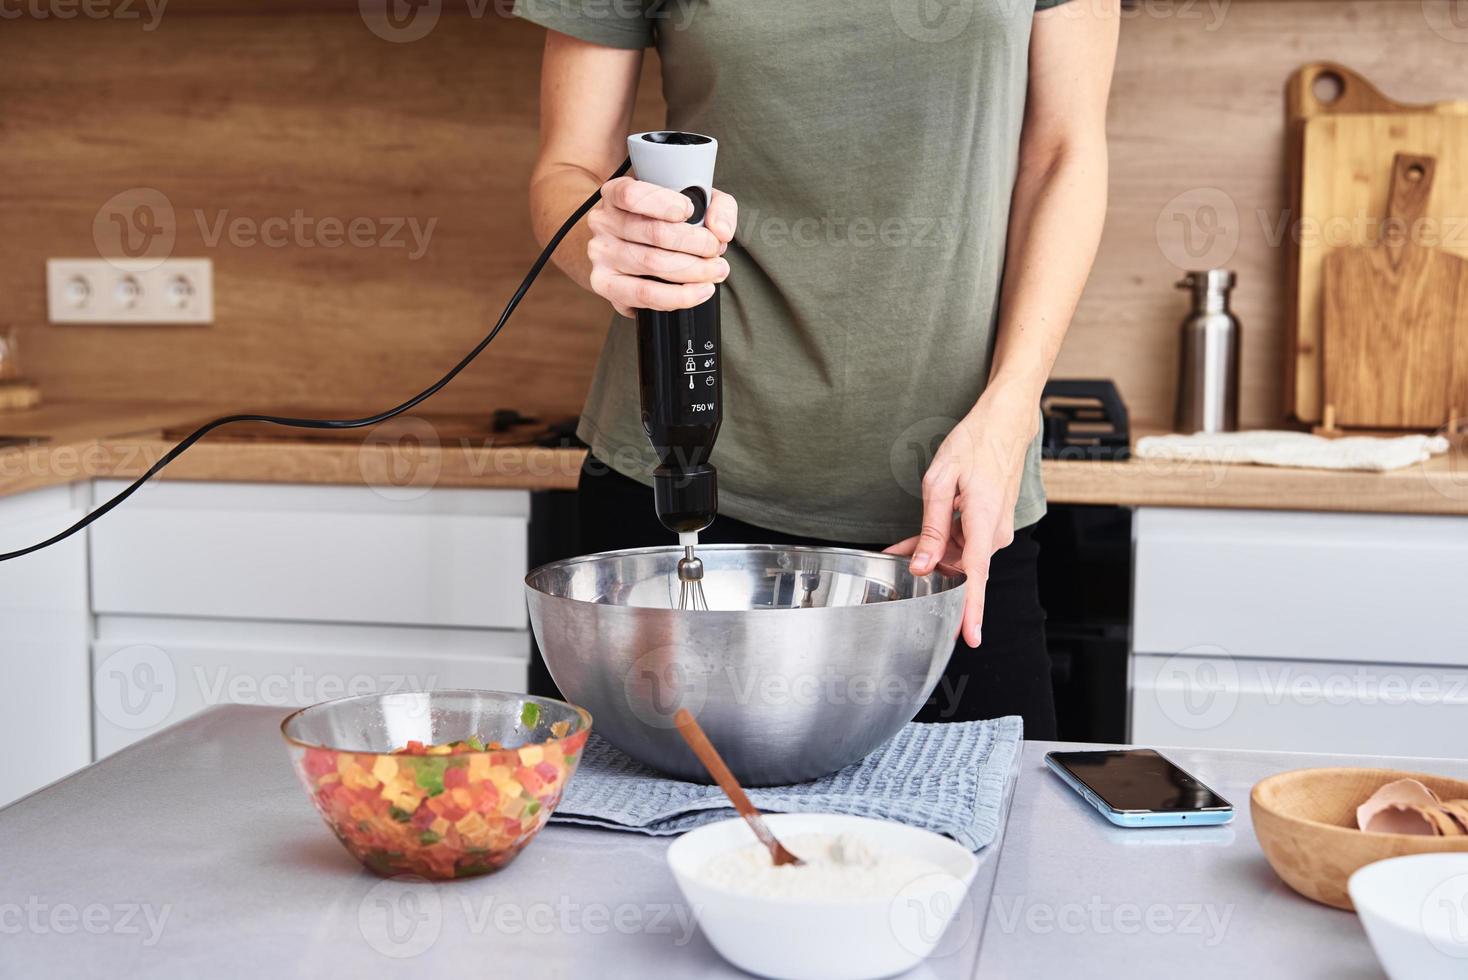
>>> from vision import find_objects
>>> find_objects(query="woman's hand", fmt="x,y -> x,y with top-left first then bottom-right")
885,389 -> 1038,648
586,177 -> 737,317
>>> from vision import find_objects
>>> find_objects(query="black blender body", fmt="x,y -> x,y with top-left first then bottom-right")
627,131 -> 723,536
637,287 -> 721,534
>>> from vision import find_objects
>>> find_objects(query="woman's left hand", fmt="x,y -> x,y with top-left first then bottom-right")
885,390 -> 1037,648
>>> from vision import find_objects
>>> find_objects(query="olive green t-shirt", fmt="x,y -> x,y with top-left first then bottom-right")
516,0 -> 1062,542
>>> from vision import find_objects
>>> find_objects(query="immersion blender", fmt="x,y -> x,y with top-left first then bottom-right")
627,131 -> 723,609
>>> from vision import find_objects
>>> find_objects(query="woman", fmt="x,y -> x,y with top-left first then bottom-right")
518,0 -> 1118,738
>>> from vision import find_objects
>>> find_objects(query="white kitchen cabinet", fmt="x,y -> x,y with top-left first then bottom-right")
86,480 -> 536,755
1132,652 -> 1468,758
1133,507 -> 1468,666
90,480 -> 530,629
1131,507 -> 1468,754
93,616 -> 530,756
0,484 -> 93,806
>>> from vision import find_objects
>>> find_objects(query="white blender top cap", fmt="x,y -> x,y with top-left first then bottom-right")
627,131 -> 718,228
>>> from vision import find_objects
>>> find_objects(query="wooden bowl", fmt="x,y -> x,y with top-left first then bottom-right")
1252,768 -> 1468,911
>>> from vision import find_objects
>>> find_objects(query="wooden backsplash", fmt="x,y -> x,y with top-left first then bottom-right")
0,10 -> 664,419
3,3 -> 1466,428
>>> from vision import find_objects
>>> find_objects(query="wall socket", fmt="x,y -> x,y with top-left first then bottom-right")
46,258 -> 214,325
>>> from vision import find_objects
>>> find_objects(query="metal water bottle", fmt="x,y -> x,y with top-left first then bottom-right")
1174,269 -> 1239,434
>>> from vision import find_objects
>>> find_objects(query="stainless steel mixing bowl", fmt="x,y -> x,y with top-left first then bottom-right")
524,544 -> 965,786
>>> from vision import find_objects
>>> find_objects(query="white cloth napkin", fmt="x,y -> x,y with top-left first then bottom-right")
1135,430 -> 1450,473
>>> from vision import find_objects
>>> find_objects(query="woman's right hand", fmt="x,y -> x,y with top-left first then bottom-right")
586,176 -> 737,317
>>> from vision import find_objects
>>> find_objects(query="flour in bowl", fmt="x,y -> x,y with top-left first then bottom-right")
697,832 -> 945,901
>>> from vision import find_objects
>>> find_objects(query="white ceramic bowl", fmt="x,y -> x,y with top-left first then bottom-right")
666,813 -> 980,980
1349,853 -> 1468,980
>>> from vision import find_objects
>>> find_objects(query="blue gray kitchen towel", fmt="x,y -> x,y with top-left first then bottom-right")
552,716 -> 1023,851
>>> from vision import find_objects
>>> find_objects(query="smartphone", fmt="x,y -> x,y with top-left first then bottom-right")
1044,749 -> 1234,828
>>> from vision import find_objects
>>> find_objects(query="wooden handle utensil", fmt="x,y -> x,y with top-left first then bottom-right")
673,708 -> 803,866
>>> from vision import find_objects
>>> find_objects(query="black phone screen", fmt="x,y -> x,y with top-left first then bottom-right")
1048,749 -> 1231,812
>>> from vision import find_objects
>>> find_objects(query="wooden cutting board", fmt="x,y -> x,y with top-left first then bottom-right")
1322,154 -> 1468,428
1284,63 -> 1468,424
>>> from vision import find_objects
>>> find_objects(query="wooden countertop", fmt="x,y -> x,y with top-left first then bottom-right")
2,401 -> 1467,517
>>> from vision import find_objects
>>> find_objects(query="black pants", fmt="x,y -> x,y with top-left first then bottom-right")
575,456 -> 1057,738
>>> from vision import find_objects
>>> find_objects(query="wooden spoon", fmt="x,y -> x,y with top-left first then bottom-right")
673,708 -> 803,866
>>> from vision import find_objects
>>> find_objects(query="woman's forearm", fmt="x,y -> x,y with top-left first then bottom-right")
983,137 -> 1108,430
526,29 -> 644,295
529,162 -> 607,293
527,31 -> 733,317
981,0 -> 1117,439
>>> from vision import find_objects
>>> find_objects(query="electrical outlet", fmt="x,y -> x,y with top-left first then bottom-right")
46,258 -> 214,325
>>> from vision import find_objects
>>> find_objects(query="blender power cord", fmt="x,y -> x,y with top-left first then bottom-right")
0,158 -> 632,562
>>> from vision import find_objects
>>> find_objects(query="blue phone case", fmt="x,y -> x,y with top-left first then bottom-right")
1045,752 -> 1235,827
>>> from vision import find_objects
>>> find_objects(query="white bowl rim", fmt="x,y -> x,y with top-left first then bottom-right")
1348,852 -> 1468,935
666,812 -> 980,907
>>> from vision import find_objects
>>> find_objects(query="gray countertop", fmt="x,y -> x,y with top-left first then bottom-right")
1,704 -> 1450,979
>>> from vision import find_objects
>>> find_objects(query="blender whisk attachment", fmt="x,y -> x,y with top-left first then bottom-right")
676,536 -> 709,611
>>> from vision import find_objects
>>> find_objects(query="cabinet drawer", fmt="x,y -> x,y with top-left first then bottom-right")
0,485 -> 93,806
1131,652 -> 1468,757
1133,507 -> 1468,666
92,616 -> 529,757
90,481 -> 529,628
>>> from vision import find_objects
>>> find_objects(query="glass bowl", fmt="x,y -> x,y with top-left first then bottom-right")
281,690 -> 591,879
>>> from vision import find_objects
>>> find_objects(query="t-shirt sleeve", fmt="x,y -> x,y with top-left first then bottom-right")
1034,0 -> 1076,9
512,0 -> 655,49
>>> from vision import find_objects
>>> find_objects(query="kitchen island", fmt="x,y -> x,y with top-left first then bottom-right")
0,704 -> 1429,979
